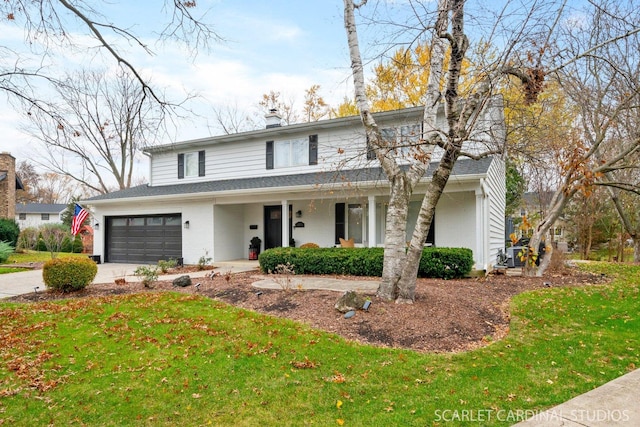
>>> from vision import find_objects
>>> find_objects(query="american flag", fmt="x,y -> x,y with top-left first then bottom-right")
71,204 -> 89,236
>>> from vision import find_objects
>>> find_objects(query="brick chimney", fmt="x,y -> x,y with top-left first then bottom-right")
0,152 -> 17,219
265,108 -> 282,129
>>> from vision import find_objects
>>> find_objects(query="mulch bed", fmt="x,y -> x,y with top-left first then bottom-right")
3,264 -> 608,353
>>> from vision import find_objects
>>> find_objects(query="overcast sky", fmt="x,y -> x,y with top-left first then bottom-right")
1,0 -> 358,165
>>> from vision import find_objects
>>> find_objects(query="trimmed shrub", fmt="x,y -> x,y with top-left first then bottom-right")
42,256 -> 98,292
0,241 -> 14,263
0,218 -> 20,248
258,246 -> 473,279
418,247 -> 474,279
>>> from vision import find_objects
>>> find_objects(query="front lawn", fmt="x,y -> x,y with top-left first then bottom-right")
0,262 -> 638,426
4,250 -> 87,265
0,267 -> 30,275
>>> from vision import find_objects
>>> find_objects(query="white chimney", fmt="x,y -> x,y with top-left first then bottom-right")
265,108 -> 282,129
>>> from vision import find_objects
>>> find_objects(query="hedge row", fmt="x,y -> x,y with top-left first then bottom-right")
258,247 -> 474,279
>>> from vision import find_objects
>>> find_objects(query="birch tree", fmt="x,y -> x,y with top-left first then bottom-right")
343,0 -> 640,298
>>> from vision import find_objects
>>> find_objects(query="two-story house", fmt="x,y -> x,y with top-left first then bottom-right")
85,102 -> 506,271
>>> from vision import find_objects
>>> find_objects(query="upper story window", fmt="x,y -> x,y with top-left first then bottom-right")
266,135 -> 318,169
178,150 -> 205,179
380,124 -> 422,155
41,213 -> 50,220
18,213 -> 26,220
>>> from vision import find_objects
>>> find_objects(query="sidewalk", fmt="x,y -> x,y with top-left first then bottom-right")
512,368 -> 640,426
0,260 -> 259,298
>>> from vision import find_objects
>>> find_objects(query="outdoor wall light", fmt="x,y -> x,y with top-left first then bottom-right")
94,222 -> 99,230
184,220 -> 190,229
296,210 -> 302,218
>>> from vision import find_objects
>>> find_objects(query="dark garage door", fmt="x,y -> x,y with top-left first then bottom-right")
106,215 -> 182,264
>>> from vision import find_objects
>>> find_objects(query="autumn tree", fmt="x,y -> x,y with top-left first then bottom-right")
343,0 -> 640,299
23,69 -> 164,194
525,1 -> 640,272
15,160 -> 86,204
303,85 -> 330,122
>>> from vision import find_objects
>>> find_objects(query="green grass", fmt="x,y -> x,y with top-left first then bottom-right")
0,263 -> 638,426
3,250 -> 86,264
0,267 -> 29,274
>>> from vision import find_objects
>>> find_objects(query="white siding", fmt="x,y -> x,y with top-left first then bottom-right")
16,212 -> 64,229
485,157 -> 506,268
148,112 -> 431,186
433,192 -> 477,252
213,205 -> 244,261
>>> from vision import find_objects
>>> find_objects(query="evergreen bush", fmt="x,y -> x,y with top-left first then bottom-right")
42,256 -> 98,292
258,246 -> 473,278
0,218 -> 20,248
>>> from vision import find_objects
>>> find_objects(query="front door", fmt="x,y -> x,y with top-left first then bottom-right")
264,205 -> 282,249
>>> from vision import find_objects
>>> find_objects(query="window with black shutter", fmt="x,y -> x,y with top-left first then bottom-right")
309,134 -> 318,165
366,135 -> 376,160
198,150 -> 205,177
334,203 -> 345,245
266,141 -> 274,169
177,153 -> 184,179
178,151 -> 205,178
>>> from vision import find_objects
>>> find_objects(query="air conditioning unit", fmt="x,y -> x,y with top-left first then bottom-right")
507,246 -> 526,268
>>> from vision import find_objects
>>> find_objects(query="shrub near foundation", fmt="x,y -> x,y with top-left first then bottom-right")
42,257 -> 98,292
259,247 -> 473,278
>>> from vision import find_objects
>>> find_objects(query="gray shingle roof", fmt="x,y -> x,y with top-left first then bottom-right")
87,157 -> 494,202
15,203 -> 68,214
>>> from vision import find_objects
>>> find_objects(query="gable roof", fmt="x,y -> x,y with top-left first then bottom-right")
15,203 -> 68,214
86,157 -> 494,203
144,106 -> 427,154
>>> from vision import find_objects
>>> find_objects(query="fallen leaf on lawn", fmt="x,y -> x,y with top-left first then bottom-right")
336,400 -> 343,409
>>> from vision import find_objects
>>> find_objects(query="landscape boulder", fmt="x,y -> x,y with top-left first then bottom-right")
335,291 -> 368,313
172,275 -> 192,288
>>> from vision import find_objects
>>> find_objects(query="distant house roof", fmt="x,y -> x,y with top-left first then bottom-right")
15,203 -> 68,214
86,157 -> 494,203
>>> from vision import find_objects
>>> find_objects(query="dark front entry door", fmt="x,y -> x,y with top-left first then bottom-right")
264,205 -> 282,249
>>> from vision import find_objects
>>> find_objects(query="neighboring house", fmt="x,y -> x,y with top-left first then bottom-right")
0,152 -> 24,220
15,203 -> 68,229
85,101 -> 506,270
506,191 -> 568,250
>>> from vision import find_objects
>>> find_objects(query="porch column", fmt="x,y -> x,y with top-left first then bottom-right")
368,195 -> 377,247
475,186 -> 486,270
282,199 -> 290,247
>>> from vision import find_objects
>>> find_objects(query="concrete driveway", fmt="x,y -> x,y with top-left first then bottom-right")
0,261 -> 259,299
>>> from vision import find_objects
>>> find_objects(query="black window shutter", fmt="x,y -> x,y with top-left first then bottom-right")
177,154 -> 184,179
198,150 -> 205,177
366,135 -> 376,160
335,203 -> 345,245
309,134 -> 318,165
266,141 -> 274,170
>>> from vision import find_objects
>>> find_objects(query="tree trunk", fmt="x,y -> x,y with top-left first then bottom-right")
634,238 -> 640,263
524,185 -> 576,276
377,176 -> 411,300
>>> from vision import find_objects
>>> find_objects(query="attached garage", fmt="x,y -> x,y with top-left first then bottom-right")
105,214 -> 182,264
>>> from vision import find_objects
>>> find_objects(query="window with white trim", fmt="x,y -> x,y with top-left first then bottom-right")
275,138 -> 308,168
380,123 -> 422,155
